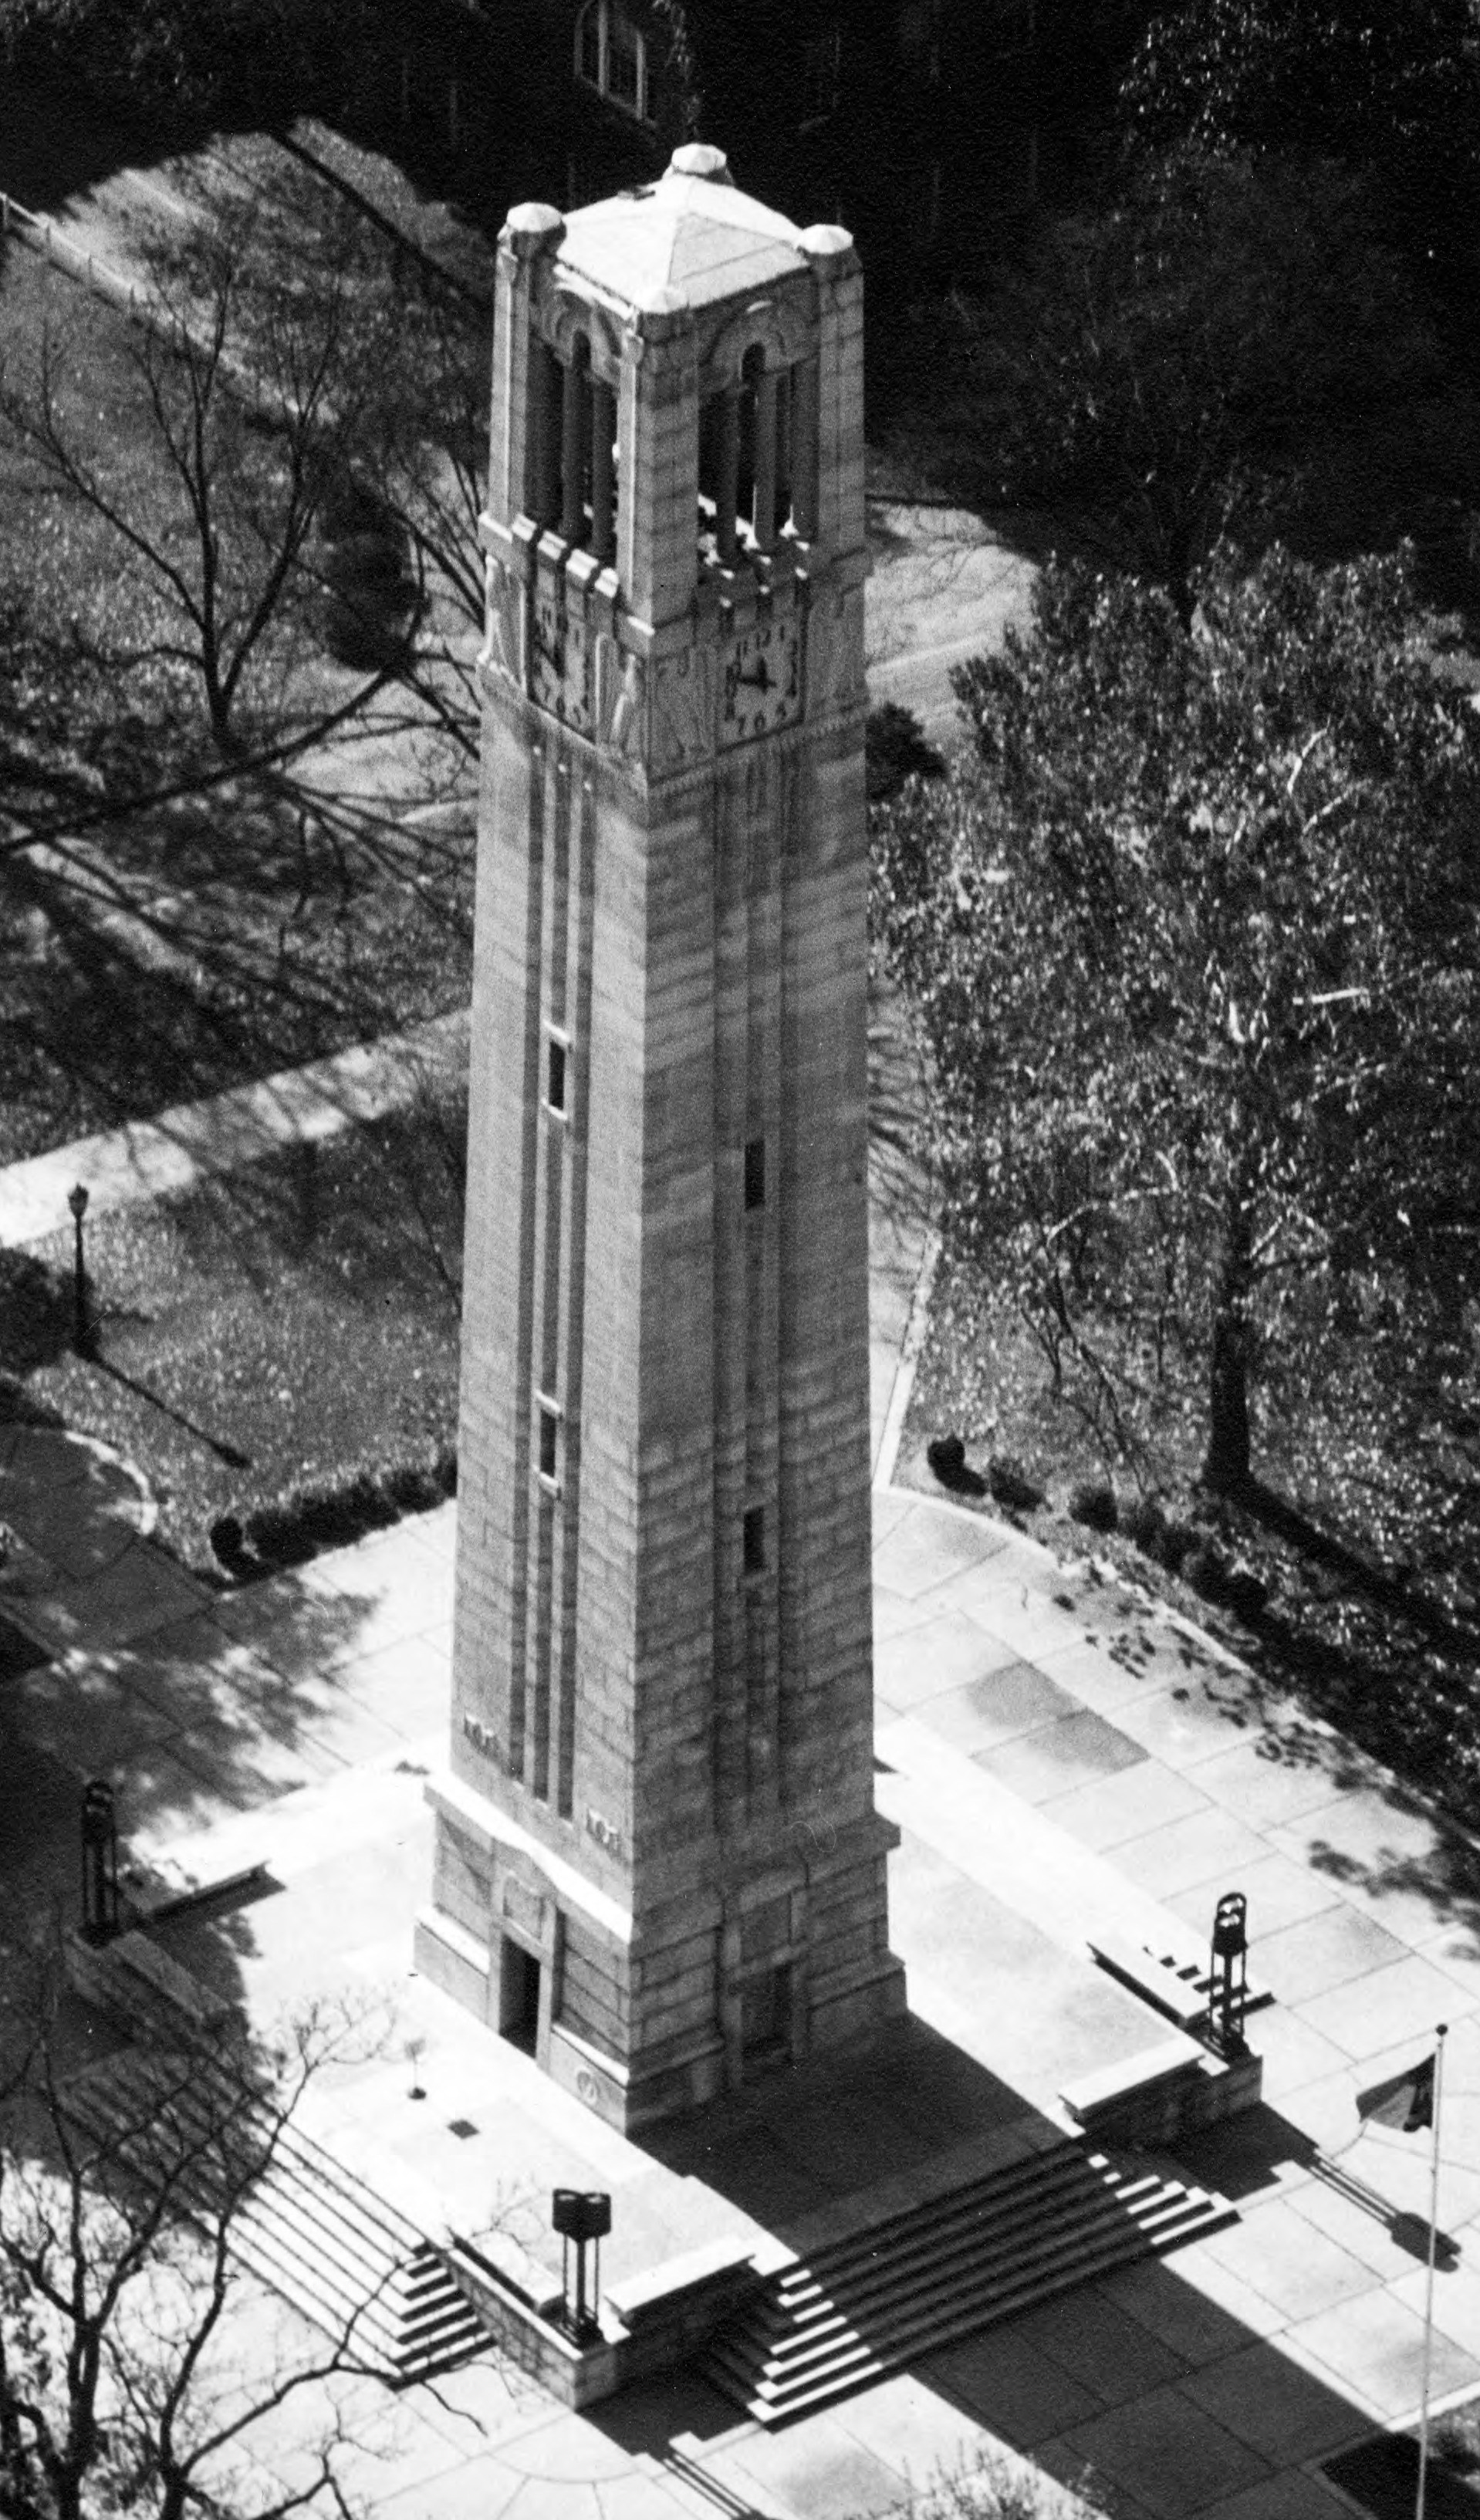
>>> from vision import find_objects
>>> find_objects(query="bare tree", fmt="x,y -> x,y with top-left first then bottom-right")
0,1949 -> 402,2520
0,160 -> 390,761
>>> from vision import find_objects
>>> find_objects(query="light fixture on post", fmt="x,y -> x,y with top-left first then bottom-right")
66,1183 -> 91,1355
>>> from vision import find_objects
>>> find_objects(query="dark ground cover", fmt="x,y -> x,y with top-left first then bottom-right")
0,1098 -> 466,1575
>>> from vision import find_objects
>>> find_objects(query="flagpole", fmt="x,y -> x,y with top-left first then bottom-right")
1416,2022 -> 1448,2520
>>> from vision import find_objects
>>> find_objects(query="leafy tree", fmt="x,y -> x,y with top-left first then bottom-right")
873,540 -> 1480,1496
921,147 -> 1435,623
1122,0 -> 1480,312
0,1957 -> 392,2520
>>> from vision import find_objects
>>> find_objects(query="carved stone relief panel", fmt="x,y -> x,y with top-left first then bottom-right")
650,646 -> 715,773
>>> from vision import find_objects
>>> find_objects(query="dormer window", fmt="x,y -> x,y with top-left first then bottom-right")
576,1 -> 652,122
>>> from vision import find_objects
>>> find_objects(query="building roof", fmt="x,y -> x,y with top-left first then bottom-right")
558,146 -> 808,312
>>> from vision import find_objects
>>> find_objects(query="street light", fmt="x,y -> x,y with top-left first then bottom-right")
66,1183 -> 90,1354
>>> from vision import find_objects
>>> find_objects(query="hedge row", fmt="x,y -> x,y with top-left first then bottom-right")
210,1447 -> 456,1576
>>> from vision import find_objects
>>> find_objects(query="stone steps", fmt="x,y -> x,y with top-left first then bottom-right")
60,2046 -> 486,2384
699,2135 -> 1235,2425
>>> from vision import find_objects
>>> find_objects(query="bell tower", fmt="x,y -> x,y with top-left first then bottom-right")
416,144 -> 905,2133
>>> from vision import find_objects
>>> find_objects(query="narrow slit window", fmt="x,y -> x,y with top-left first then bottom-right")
547,1034 -> 568,1115
744,1137 -> 765,1210
743,1505 -> 765,1575
538,1401 -> 560,1486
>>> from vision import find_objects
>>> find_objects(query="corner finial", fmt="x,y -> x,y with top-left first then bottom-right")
668,143 -> 732,184
502,201 -> 566,258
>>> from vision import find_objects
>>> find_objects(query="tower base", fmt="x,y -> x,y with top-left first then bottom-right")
415,1771 -> 907,2137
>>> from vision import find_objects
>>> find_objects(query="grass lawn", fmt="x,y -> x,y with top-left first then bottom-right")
0,1100 -> 465,1576
900,1255 -> 1480,1835
0,243 -> 475,1168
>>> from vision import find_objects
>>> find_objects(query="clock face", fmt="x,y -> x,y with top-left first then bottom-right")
530,586 -> 592,732
721,616 -> 801,745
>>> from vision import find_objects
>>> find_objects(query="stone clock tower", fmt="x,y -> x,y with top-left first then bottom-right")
416,144 -> 905,2134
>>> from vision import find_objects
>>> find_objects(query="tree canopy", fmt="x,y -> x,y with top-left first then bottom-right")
1121,0 -> 1480,312
910,147 -> 1435,623
872,540 -> 1480,1498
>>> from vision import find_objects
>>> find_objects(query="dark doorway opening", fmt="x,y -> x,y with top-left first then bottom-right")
739,1962 -> 791,2080
499,1940 -> 542,2055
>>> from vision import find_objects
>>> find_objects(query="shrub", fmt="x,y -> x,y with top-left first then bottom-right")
1184,1540 -> 1229,1606
1224,1562 -> 1269,1623
1068,1478 -> 1118,1533
866,701 -> 948,804
1121,1494 -> 1165,1556
231,1447 -> 457,1575
1156,1516 -> 1199,1576
988,1454 -> 1045,1512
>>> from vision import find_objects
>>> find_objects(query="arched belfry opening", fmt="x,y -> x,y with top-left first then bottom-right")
419,150 -> 901,2134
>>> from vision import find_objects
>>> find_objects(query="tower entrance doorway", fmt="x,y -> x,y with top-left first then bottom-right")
499,1941 -> 542,2055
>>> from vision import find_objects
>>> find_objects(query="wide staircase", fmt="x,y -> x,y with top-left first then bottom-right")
61,2046 -> 485,2384
701,2133 -> 1235,2425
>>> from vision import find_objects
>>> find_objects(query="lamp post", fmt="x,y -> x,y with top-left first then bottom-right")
67,1183 -> 91,1355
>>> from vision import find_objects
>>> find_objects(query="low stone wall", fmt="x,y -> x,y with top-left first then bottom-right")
1060,2039 -> 1262,2149
441,2230 -> 761,2409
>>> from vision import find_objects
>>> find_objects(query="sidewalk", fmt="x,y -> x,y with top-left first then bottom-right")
6,1190 -> 1480,2517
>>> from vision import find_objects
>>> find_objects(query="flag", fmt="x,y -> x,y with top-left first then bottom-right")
1357,2052 -> 1436,2133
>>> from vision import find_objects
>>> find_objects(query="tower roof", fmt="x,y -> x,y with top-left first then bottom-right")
559,147 -> 808,313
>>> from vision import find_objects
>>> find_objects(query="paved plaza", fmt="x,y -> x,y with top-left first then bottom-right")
5,1172 -> 1480,2518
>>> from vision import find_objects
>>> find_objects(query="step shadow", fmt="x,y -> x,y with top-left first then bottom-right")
637,2009 -> 1035,2248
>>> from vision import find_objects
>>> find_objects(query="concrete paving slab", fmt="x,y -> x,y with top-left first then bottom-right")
707,2415 -> 908,2520
874,1716 -> 1221,1968
1249,2006 -> 1360,2107
1291,2282 -> 1480,2418
1107,1674 -> 1265,1772
1034,1633 -> 1211,1715
1059,2382 -> 1272,2518
1111,1804 -> 1269,1901
1181,2338 -> 1364,2465
15,1544 -> 206,1654
971,1709 -> 1148,1803
1030,1758 -> 1213,1854
1296,1954 -> 1461,2061
372,2448 -> 529,2520
1185,1732 -> 1374,1829
870,1501 -> 1009,1599
1417,1927 -> 1480,2007
1194,2474 -> 1353,2520
1285,2170 -> 1445,2282
1255,1903 -> 1417,2007
6,1652 -> 186,1768
823,2370 -> 998,2491
1390,2258 -> 1480,2360
1003,2289 -> 1193,2409
309,1521 -> 457,1623
873,1608 -> 1029,1710
907,1658 -> 1082,1751
869,1487 -> 916,1545
921,2321 -> 1107,2447
1094,2259 -> 1282,2369
206,1576 -> 364,1671
1197,2201 -> 1382,2325
328,1633 -> 453,1738
0,1468 -> 150,1581
872,1586 -> 953,1643
1183,1849 -> 1345,1940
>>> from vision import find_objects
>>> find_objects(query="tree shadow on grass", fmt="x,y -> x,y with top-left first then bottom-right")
88,1351 -> 252,1471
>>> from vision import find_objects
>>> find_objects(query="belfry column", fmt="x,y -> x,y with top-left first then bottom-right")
417,150 -> 904,2136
